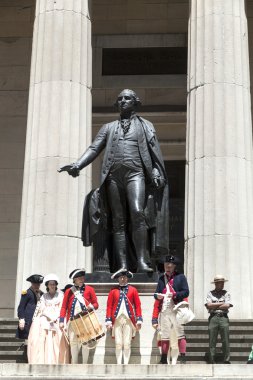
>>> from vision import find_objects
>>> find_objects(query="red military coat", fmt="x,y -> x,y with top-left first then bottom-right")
105,285 -> 142,326
59,285 -> 98,322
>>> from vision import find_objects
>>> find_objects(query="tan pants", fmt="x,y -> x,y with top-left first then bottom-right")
113,315 -> 134,364
68,323 -> 89,364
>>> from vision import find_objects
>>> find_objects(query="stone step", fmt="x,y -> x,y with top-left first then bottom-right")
185,325 -> 253,332
0,335 -> 21,342
0,352 -> 23,358
0,327 -> 17,332
0,319 -> 17,323
186,335 -> 253,341
186,344 -> 251,351
0,343 -> 25,351
186,333 -> 253,344
0,363 -> 253,380
0,360 -> 16,363
183,351 -> 249,357
186,320 -> 253,326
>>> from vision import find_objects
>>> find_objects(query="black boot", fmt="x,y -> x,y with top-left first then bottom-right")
132,229 -> 153,273
22,344 -> 28,363
159,354 -> 168,364
179,353 -> 186,364
113,232 -> 127,269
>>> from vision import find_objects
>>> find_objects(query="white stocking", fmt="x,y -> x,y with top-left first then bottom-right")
167,348 -> 171,365
116,348 -> 123,364
171,348 -> 179,365
123,348 -> 131,364
81,345 -> 89,364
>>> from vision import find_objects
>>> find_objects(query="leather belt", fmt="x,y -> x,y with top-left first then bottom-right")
210,312 -> 228,318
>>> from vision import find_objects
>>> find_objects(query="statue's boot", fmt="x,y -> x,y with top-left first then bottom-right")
114,232 -> 127,269
132,229 -> 153,273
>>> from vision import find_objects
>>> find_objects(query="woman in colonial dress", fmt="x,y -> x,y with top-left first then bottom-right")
27,274 -> 70,364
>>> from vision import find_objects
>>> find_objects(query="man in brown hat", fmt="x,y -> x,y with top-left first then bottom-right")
205,275 -> 233,364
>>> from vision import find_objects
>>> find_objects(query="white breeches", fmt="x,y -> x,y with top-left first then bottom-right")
113,315 -> 134,364
68,323 -> 89,364
160,308 -> 178,349
177,323 -> 185,339
113,315 -> 134,350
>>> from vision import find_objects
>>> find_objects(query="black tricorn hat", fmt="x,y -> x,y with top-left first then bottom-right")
69,268 -> 86,280
163,255 -> 181,265
26,274 -> 44,284
61,284 -> 73,293
111,268 -> 133,279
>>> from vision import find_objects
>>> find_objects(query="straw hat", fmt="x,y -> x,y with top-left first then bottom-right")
211,274 -> 228,284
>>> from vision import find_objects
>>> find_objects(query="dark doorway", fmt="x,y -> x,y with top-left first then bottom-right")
165,161 -> 185,272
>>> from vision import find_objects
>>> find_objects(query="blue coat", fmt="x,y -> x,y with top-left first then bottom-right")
16,288 -> 42,339
154,272 -> 189,303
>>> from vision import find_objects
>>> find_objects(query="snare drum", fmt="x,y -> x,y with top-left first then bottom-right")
69,310 -> 105,345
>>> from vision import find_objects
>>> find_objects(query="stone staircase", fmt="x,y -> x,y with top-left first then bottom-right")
0,319 -> 25,363
0,318 -> 252,364
184,319 -> 252,363
0,363 -> 253,380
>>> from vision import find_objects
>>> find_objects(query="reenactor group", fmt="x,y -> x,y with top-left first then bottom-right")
17,255 -> 242,365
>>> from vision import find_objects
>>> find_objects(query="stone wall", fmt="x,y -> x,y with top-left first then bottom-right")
92,0 -> 189,115
92,0 -> 188,35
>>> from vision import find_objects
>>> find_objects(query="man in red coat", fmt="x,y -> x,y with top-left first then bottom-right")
59,268 -> 98,363
106,268 -> 142,364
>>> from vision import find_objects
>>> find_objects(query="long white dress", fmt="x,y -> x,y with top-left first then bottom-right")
28,290 -> 70,364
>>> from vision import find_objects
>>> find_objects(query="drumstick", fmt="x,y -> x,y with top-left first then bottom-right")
62,329 -> 70,345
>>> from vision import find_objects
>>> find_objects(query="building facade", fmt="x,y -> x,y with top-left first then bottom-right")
0,0 -> 253,319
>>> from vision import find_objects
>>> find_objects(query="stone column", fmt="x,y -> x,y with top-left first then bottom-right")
15,0 -> 92,301
185,0 -> 253,318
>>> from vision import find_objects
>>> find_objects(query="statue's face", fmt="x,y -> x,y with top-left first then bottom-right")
117,91 -> 135,114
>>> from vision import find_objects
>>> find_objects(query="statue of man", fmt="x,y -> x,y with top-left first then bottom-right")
59,89 -> 169,273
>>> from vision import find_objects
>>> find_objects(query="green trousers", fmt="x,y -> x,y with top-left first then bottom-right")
208,315 -> 230,363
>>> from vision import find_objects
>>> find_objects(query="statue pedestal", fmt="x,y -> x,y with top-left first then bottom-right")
85,272 -> 158,284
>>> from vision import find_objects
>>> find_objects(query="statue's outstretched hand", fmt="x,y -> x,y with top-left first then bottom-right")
58,163 -> 80,177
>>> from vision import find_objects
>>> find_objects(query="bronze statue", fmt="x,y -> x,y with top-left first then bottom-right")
59,89 -> 169,273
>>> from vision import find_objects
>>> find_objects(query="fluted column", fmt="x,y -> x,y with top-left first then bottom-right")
185,1 -> 253,318
15,0 -> 92,301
